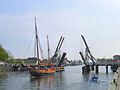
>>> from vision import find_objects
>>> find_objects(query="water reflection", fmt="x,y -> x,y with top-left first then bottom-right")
0,66 -> 114,90
82,73 -> 90,81
30,72 -> 65,90
30,75 -> 54,89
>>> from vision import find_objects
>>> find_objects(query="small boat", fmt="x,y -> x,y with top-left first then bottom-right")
90,75 -> 98,82
28,17 -> 56,77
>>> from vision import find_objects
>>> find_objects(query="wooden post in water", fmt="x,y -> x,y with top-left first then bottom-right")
95,65 -> 99,73
106,65 -> 108,74
91,65 -> 94,71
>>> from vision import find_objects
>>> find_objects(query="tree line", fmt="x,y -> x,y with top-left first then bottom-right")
0,44 -> 9,62
0,44 -> 16,64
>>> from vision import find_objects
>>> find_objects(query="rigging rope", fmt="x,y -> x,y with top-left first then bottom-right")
24,32 -> 34,59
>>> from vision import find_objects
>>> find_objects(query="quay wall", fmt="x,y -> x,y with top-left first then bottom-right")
108,67 -> 120,90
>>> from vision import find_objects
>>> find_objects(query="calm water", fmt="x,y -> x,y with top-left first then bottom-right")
0,65 -> 114,90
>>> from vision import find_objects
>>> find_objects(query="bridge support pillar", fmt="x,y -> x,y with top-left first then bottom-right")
82,65 -> 90,74
91,65 -> 94,71
95,65 -> 99,73
106,65 -> 108,74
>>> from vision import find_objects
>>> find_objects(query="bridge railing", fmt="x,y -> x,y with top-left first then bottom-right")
84,61 -> 120,66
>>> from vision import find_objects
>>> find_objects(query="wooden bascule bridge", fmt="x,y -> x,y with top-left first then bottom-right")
79,35 -> 119,74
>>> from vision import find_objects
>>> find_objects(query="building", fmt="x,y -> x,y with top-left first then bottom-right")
113,55 -> 120,62
27,57 -> 37,65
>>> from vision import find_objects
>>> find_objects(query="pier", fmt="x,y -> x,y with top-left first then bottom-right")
81,63 -> 118,74
108,67 -> 120,90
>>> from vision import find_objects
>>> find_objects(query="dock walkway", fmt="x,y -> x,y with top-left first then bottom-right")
116,68 -> 120,90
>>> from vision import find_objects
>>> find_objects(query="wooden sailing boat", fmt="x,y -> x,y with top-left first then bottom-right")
28,17 -> 56,76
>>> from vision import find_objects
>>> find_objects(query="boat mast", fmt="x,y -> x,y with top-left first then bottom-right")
47,35 -> 50,63
35,17 -> 40,65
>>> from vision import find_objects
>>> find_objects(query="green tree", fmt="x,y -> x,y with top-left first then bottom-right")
8,59 -> 16,64
0,45 -> 9,61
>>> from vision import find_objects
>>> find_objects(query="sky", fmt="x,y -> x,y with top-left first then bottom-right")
1,0 -> 120,60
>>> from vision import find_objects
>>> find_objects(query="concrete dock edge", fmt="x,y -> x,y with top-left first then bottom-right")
108,67 -> 120,90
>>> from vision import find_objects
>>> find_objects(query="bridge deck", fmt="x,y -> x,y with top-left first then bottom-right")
85,62 -> 120,66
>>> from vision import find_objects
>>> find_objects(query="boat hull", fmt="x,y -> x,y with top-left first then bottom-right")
55,66 -> 65,72
29,68 -> 55,76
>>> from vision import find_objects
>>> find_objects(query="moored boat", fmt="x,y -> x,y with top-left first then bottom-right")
28,17 -> 56,77
29,63 -> 55,76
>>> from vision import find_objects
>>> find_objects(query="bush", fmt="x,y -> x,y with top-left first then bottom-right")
0,45 -> 9,61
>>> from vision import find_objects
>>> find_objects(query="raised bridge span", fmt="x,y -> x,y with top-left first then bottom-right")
79,35 -> 119,73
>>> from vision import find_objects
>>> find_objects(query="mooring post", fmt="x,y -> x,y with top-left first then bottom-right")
91,65 -> 94,71
95,65 -> 99,73
106,65 -> 108,74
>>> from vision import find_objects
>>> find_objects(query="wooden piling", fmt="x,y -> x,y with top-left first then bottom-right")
95,65 -> 99,73
91,65 -> 94,71
106,65 -> 108,74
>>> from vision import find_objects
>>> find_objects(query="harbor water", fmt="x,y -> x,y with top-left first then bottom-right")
0,65 -> 114,90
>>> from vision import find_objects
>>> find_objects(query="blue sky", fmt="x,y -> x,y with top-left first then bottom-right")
1,0 -> 120,60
